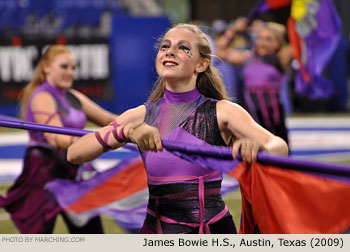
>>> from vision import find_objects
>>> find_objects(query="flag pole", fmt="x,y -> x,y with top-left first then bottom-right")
162,139 -> 350,176
0,118 -> 92,136
0,118 -> 349,176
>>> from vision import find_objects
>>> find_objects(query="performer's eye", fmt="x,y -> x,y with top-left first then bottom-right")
160,44 -> 170,51
60,64 -> 75,70
179,45 -> 190,51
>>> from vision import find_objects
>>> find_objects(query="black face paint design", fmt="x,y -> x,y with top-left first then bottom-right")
180,45 -> 192,58
159,40 -> 193,58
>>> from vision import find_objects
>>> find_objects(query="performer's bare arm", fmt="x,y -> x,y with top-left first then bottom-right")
31,92 -> 77,149
67,105 -> 150,164
216,100 -> 289,163
215,17 -> 251,65
69,89 -> 118,126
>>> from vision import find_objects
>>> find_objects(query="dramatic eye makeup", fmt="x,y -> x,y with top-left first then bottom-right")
159,39 -> 193,58
159,41 -> 170,51
60,64 -> 75,70
179,45 -> 192,58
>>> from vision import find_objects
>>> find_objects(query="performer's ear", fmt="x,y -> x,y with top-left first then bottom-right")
42,62 -> 50,75
195,58 -> 209,74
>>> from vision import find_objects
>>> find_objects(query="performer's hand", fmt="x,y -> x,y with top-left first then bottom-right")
232,17 -> 248,33
232,138 -> 264,164
127,123 -> 163,152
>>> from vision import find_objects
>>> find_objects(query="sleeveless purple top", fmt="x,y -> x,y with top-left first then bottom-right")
242,55 -> 287,89
26,81 -> 87,146
142,88 -> 227,184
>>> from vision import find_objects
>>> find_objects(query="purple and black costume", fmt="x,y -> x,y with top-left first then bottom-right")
242,54 -> 289,144
0,81 -> 103,234
139,88 -> 236,234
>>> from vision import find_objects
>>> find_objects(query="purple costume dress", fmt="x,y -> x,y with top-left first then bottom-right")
0,81 -> 103,234
139,88 -> 236,234
242,54 -> 289,144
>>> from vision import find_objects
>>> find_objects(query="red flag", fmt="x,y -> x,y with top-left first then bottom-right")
266,0 -> 291,9
230,162 -> 350,233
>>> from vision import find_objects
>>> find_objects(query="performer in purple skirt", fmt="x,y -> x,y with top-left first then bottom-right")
216,20 -> 293,144
67,24 -> 288,234
0,45 -> 117,233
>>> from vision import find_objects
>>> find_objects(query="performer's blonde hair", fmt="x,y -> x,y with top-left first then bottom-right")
265,22 -> 286,48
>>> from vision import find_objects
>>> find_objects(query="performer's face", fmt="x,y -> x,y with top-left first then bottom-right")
44,53 -> 76,89
255,28 -> 280,56
156,28 -> 206,87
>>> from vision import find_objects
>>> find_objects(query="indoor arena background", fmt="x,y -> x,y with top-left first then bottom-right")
0,0 -> 349,234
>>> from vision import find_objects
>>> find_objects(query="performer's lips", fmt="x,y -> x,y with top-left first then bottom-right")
163,60 -> 178,66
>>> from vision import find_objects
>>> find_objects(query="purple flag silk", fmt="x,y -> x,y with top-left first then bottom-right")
247,0 -> 270,21
162,140 -> 350,181
247,0 -> 291,21
291,0 -> 341,98
247,0 -> 341,99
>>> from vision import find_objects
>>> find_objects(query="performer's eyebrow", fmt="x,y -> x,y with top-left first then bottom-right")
178,40 -> 192,48
160,39 -> 191,48
160,39 -> 171,45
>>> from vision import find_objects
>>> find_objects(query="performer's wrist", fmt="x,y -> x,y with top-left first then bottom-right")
125,122 -> 143,143
124,123 -> 134,143
109,120 -> 130,143
120,125 -> 129,142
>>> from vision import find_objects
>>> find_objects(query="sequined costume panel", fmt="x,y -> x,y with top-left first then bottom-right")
180,99 -> 227,146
